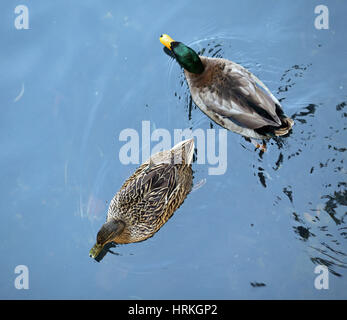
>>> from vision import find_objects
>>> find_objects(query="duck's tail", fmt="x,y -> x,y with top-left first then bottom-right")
148,138 -> 195,166
170,138 -> 195,165
274,117 -> 294,136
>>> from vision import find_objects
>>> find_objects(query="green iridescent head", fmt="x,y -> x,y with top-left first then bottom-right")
160,34 -> 204,74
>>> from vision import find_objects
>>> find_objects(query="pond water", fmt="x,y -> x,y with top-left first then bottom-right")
1,0 -> 346,299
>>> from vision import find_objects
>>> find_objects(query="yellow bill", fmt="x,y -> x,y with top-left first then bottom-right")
160,34 -> 175,50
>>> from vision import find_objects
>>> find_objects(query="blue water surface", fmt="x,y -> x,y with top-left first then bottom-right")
0,0 -> 346,299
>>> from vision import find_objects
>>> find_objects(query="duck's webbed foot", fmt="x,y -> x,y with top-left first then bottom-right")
250,138 -> 267,152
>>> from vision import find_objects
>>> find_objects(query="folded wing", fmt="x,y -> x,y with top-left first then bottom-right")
198,60 -> 282,129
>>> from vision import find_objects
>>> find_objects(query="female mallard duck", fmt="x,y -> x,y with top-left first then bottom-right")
160,34 -> 294,141
89,138 -> 194,258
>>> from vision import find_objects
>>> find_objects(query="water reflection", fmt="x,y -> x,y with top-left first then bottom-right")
277,64 -> 312,95
94,242 -> 120,263
250,282 -> 266,288
281,100 -> 346,277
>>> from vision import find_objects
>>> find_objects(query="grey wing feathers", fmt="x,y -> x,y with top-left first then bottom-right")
199,60 -> 282,129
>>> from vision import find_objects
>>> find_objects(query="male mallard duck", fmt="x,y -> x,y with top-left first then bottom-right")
160,34 -> 294,140
89,138 -> 194,258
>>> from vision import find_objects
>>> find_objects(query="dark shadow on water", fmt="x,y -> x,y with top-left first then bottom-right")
287,100 -> 347,277
94,242 -> 121,263
250,282 -> 266,288
277,63 -> 312,95
322,190 -> 347,226
291,103 -> 318,124
293,226 -> 313,241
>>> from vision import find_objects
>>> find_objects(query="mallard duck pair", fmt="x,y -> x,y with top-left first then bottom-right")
89,35 -> 294,258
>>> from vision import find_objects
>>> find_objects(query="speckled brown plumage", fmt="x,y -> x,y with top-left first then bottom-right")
104,139 -> 194,244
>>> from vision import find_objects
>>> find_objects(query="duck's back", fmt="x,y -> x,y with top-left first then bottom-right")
184,57 -> 288,139
107,161 -> 193,244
